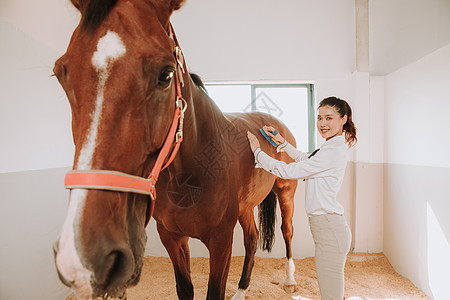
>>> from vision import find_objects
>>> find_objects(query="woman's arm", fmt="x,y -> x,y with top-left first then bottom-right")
253,147 -> 336,180
247,130 -> 337,180
262,126 -> 307,162
276,140 -> 308,162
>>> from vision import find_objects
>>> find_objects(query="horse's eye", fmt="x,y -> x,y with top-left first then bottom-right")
158,68 -> 174,86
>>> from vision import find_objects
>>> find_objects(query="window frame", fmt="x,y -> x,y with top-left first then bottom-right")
204,81 -> 316,153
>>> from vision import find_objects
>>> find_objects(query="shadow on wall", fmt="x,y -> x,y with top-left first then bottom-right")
384,163 -> 450,299
426,195 -> 450,299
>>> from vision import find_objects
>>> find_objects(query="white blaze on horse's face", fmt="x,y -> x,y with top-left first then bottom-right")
77,30 -> 127,170
56,30 -> 126,298
56,189 -> 92,297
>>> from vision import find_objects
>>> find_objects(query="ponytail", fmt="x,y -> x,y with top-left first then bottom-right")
343,113 -> 357,147
319,96 -> 357,147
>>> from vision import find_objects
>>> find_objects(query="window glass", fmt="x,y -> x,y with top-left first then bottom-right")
205,83 -> 314,152
205,85 -> 251,113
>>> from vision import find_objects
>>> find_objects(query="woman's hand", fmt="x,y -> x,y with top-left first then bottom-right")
247,131 -> 260,153
263,125 -> 285,145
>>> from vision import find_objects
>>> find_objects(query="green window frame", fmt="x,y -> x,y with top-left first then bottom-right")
204,82 -> 316,153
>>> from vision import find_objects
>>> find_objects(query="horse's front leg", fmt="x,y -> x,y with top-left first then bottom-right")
204,226 -> 234,300
157,223 -> 194,300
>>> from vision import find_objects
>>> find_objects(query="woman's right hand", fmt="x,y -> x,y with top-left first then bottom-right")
263,125 -> 285,145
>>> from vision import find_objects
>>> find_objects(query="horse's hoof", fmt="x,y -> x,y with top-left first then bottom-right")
118,290 -> 127,300
282,284 -> 298,294
100,290 -> 127,300
291,296 -> 312,300
231,288 -> 246,300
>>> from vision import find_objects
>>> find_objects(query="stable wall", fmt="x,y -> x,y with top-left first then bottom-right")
0,19 -> 73,300
369,0 -> 450,298
383,43 -> 450,299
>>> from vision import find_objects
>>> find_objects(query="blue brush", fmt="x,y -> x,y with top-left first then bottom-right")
259,128 -> 278,147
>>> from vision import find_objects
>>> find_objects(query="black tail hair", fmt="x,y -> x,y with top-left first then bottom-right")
258,190 -> 277,252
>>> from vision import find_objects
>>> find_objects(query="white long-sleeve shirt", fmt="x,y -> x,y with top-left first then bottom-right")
253,135 -> 347,216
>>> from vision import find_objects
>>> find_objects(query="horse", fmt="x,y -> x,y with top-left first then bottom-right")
52,0 -> 299,299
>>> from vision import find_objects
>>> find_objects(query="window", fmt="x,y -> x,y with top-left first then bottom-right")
205,83 -> 315,153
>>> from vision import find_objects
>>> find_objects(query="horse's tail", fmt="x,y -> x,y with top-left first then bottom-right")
258,189 -> 277,252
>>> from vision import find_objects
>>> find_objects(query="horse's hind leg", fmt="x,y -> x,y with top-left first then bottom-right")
157,223 -> 194,300
231,209 -> 258,300
274,178 -> 298,289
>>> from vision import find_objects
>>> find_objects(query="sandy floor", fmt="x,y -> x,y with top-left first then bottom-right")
68,253 -> 429,299
126,253 -> 429,299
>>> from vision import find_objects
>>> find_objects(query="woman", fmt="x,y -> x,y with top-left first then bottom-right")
247,96 -> 356,300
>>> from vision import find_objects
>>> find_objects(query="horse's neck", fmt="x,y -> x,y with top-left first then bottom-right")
174,80 -> 229,168
191,83 -> 229,141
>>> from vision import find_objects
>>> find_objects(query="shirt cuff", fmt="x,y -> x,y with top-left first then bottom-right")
276,140 -> 288,153
253,147 -> 263,168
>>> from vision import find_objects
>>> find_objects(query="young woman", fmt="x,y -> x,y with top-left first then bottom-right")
247,96 -> 357,300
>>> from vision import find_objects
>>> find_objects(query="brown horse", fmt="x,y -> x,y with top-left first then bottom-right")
52,0 -> 299,299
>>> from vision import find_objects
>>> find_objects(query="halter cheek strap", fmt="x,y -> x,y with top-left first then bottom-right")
64,23 -> 187,227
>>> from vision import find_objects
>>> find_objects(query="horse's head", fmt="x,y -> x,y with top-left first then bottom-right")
53,0 -> 186,298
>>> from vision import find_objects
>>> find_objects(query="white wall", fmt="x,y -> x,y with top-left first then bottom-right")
383,44 -> 450,299
171,0 -> 356,82
0,0 -> 80,173
384,45 -> 450,169
0,20 -> 74,174
0,0 -> 80,54
369,0 -> 450,75
368,0 -> 450,298
0,16 -> 75,300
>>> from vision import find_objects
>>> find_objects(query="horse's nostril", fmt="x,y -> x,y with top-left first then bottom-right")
94,246 -> 134,288
106,251 -> 120,284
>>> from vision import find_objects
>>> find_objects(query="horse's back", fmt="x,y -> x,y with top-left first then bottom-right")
224,111 -> 297,148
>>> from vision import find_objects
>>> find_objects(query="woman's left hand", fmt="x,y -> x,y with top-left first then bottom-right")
247,131 -> 260,153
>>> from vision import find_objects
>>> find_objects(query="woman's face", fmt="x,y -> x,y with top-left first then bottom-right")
317,105 -> 347,141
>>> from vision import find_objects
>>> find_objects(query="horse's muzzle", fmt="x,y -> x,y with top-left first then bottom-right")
53,238 -> 133,299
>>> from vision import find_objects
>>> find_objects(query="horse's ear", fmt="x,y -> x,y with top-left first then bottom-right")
153,0 -> 185,25
70,0 -> 84,11
171,0 -> 186,11
156,0 -> 185,13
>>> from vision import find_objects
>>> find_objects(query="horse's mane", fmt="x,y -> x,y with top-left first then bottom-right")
190,73 -> 208,94
81,0 -> 119,31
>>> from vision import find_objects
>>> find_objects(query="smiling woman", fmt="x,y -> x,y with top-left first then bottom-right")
246,96 -> 356,299
317,96 -> 356,147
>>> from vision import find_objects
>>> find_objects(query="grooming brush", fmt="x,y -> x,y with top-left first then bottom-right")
259,128 -> 279,147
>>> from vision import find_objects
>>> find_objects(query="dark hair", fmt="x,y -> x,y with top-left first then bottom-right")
318,96 -> 357,147
80,0 -> 119,32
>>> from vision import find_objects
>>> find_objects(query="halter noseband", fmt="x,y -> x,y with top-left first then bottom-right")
64,24 -> 187,225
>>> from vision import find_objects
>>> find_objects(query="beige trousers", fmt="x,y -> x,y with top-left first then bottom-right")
309,214 -> 352,300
